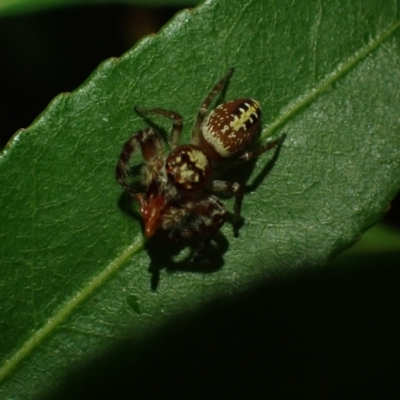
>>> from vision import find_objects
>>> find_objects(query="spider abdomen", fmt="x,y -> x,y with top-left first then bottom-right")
200,98 -> 261,159
166,144 -> 211,193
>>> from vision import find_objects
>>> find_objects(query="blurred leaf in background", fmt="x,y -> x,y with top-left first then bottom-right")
0,0 -> 198,17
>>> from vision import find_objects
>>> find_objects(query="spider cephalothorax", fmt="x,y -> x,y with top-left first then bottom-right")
116,68 -> 285,258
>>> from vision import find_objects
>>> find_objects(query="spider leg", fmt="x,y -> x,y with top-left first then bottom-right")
210,180 -> 243,238
135,107 -> 183,149
191,68 -> 234,143
193,196 -> 227,260
169,195 -> 227,260
235,133 -> 286,163
115,127 -> 163,197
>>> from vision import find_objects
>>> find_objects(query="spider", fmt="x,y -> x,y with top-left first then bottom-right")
116,68 -> 285,259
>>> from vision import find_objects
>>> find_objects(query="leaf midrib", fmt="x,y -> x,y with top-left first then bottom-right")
261,18 -> 400,140
1,15 -> 400,386
0,239 -> 143,383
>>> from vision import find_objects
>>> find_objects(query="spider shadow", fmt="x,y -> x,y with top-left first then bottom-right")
244,135 -> 285,193
146,231 -> 229,290
214,70 -> 232,107
216,135 -> 286,230
117,191 -> 229,291
117,190 -> 143,224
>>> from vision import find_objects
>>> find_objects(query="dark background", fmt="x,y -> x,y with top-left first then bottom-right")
0,5 -> 177,149
1,6 -> 399,398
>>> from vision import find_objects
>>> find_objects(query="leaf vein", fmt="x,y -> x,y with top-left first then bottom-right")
0,238 -> 144,384
261,18 -> 400,140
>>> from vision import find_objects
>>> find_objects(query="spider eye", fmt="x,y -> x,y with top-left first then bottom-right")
166,145 -> 211,191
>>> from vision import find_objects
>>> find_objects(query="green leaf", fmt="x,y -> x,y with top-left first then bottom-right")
1,0 -> 400,397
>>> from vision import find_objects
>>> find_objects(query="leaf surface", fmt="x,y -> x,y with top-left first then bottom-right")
1,0 -> 400,397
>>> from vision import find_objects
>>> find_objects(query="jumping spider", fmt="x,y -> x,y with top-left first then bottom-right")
116,68 -> 285,259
